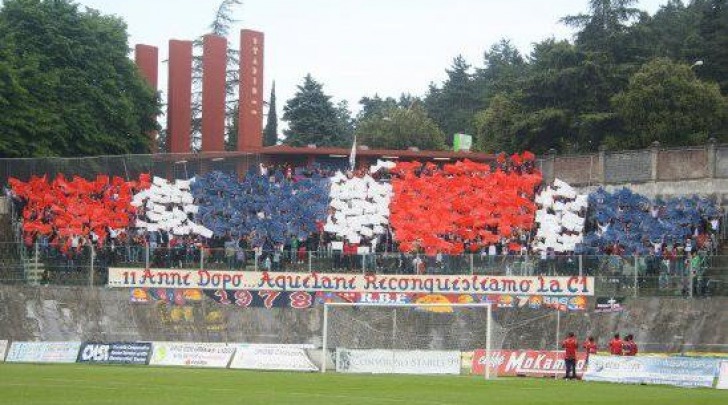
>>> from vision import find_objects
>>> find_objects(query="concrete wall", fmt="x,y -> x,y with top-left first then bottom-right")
0,286 -> 726,353
541,142 -> 728,203
576,178 -> 728,203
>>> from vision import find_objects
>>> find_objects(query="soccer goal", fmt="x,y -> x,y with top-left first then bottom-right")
321,302 -> 502,379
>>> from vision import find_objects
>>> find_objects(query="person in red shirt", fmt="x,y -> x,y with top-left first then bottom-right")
609,333 -> 623,356
623,334 -> 638,356
561,332 -> 579,380
582,336 -> 598,361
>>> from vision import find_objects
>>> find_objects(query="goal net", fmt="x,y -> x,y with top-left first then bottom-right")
321,302 -> 504,378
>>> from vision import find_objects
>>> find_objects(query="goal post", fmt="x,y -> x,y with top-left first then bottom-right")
321,301 -> 495,378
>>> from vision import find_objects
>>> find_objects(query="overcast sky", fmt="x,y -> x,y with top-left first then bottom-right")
74,0 -> 668,119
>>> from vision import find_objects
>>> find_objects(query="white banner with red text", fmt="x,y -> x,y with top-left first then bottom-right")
471,349 -> 588,377
108,268 -> 594,296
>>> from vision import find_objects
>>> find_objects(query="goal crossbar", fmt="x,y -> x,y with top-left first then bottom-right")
324,302 -> 494,308
321,301 -> 493,378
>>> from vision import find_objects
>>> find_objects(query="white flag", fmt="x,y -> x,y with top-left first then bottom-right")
349,135 -> 357,170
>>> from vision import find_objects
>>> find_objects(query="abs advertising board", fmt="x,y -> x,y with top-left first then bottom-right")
5,341 -> 81,363
76,342 -> 152,365
229,344 -> 318,372
471,349 -> 588,377
336,348 -> 460,375
109,268 -> 594,297
583,355 -> 719,388
149,342 -> 235,368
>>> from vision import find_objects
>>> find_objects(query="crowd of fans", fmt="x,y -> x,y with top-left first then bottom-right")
4,157 -> 723,289
7,174 -> 146,254
390,153 -> 542,255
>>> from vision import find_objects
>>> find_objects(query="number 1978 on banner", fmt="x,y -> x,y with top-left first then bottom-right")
206,290 -> 314,309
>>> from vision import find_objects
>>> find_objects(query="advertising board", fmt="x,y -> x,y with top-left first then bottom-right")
77,342 -> 152,365
5,341 -> 81,363
229,344 -> 318,371
471,349 -> 588,377
149,342 -> 234,368
336,349 -> 460,375
583,355 -> 718,388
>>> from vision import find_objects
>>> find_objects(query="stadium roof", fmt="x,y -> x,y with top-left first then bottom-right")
258,145 -> 495,162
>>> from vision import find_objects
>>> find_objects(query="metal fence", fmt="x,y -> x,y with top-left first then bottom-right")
2,242 -> 725,298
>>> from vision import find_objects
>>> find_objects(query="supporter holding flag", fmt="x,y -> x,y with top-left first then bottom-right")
582,336 -> 598,361
561,332 -> 579,380
609,333 -> 623,356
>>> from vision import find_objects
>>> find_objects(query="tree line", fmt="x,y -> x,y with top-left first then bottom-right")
281,0 -> 728,154
1,0 -> 727,158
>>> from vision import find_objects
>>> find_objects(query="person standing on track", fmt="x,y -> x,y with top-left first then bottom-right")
609,333 -> 623,356
562,332 -> 579,380
623,334 -> 638,356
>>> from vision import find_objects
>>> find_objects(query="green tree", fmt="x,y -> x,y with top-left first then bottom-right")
0,0 -> 159,158
561,0 -> 644,59
335,100 -> 355,141
612,58 -> 728,147
521,39 -> 626,151
282,74 -> 351,147
357,93 -> 419,123
643,0 -> 703,62
355,105 -> 446,150
473,39 -> 527,105
263,81 -> 278,146
697,0 -> 728,93
357,95 -> 399,122
525,40 -> 590,110
473,94 -> 521,153
424,56 -> 479,144
514,108 -> 574,153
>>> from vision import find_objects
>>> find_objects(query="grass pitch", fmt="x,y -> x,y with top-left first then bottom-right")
0,363 -> 726,405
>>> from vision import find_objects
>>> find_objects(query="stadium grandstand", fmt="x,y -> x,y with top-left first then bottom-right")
2,1 -> 728,400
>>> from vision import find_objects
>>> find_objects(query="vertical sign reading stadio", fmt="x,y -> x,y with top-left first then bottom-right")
238,29 -> 265,152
